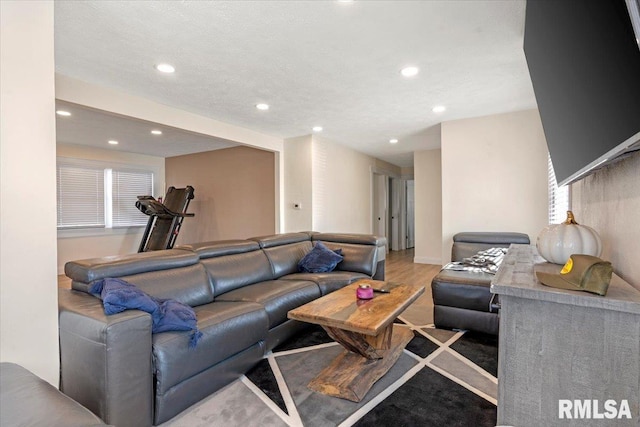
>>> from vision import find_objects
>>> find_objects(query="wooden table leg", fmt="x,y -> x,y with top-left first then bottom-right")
308,325 -> 414,402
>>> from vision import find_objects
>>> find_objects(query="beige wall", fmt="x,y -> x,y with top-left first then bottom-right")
441,109 -> 549,263
311,136 -> 377,233
166,146 -> 276,243
572,151 -> 640,289
401,166 -> 415,178
414,149 -> 442,264
374,158 -> 402,176
1,2 -> 59,385
284,135 -> 313,232
283,135 -> 382,234
56,143 -> 165,273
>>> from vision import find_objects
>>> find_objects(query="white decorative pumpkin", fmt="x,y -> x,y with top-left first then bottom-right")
536,211 -> 602,264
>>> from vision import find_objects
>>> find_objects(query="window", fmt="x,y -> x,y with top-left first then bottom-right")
547,153 -> 570,224
57,159 -> 153,229
110,169 -> 154,227
57,163 -> 105,228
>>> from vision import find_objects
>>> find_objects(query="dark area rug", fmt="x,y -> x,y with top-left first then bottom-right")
245,359 -> 288,414
353,367 -> 497,427
273,324 -> 334,352
448,331 -> 498,377
405,331 -> 440,358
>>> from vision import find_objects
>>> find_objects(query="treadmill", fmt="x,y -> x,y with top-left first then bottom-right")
135,186 -> 195,252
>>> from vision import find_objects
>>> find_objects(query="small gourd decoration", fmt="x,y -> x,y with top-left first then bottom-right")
536,211 -> 602,264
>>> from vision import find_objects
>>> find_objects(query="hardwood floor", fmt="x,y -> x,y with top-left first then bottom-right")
385,248 -> 441,326
58,274 -> 71,289
385,248 -> 441,288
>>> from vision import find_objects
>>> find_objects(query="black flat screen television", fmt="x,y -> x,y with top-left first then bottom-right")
524,0 -> 640,186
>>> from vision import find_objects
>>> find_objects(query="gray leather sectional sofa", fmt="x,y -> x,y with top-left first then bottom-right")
1,362 -> 111,427
431,232 -> 530,335
59,232 -> 386,427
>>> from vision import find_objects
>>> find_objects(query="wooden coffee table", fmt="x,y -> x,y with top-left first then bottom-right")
287,279 -> 424,402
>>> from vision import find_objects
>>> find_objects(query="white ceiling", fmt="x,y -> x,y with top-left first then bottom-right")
55,101 -> 238,157
54,0 -> 536,166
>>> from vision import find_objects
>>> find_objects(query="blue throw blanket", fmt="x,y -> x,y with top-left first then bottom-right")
90,278 -> 203,348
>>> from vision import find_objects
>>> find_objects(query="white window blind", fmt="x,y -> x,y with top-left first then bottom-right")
57,158 -> 154,229
111,169 -> 153,227
57,163 -> 105,228
548,153 -> 570,224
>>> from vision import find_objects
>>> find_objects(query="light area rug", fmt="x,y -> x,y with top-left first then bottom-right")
160,318 -> 498,427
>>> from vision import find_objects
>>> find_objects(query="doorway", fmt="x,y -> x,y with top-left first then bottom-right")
372,172 -> 414,252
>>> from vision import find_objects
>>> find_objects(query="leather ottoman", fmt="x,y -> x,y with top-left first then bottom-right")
431,232 -> 530,335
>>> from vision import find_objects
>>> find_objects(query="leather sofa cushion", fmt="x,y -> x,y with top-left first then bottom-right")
319,241 -> 378,277
153,301 -> 268,394
262,241 -> 314,277
434,305 -> 499,335
451,232 -> 529,261
179,240 -> 260,258
453,232 -> 530,245
216,280 -> 321,328
281,271 -> 367,295
250,232 -> 311,248
432,270 -> 494,312
315,233 -> 387,265
71,262 -> 214,308
432,269 -> 493,286
118,263 -> 214,307
65,249 -> 199,284
313,233 -> 386,247
201,250 -> 274,296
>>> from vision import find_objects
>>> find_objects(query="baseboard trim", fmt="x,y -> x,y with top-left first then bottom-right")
413,256 -> 442,265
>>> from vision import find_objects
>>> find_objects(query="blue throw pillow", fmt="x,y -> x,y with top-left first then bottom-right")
298,241 -> 344,273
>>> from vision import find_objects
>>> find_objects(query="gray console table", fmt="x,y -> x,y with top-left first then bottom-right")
491,245 -> 640,426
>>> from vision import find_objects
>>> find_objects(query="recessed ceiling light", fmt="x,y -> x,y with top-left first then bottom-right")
108,140 -> 119,145
155,63 -> 175,73
432,105 -> 446,113
151,130 -> 163,135
56,110 -> 71,116
256,103 -> 270,111
312,126 -> 323,132
400,66 -> 419,77
389,139 -> 399,144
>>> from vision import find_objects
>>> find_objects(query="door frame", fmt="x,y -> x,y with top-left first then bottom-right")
370,166 -> 414,252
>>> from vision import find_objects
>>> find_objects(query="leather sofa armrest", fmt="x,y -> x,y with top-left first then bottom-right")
59,290 -> 154,427
1,362 -> 112,426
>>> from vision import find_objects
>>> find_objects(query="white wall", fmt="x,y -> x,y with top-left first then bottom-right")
441,109 -> 548,262
0,1 -> 59,385
57,143 -> 165,273
414,149 -> 442,264
283,135 -> 379,234
311,136 -> 376,233
283,135 -> 313,232
572,151 -> 640,289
